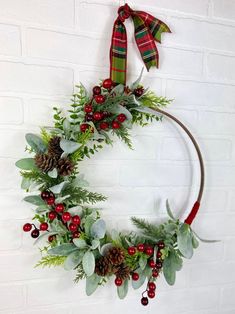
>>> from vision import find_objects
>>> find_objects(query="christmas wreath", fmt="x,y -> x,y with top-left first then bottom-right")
16,4 -> 215,306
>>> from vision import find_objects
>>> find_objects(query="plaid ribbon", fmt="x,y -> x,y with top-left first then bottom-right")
110,4 -> 171,85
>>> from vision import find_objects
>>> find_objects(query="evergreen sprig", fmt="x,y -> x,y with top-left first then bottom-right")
35,255 -> 66,268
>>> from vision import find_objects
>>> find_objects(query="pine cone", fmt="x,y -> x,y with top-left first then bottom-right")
56,158 -> 74,176
106,247 -> 125,266
113,264 -> 131,280
95,256 -> 110,277
133,86 -> 144,97
48,136 -> 63,158
34,154 -> 57,173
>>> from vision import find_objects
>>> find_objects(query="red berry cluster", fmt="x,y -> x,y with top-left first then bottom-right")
23,190 -> 82,241
80,78 -> 127,133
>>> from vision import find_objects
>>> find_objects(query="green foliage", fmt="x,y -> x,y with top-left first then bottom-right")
35,255 -> 66,268
74,264 -> 86,283
62,186 -> 107,205
140,91 -> 172,109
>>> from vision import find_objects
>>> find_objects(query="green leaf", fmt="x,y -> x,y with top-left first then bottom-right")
117,279 -> 128,299
163,252 -> 176,285
90,239 -> 100,250
50,181 -> 69,194
60,139 -> 81,154
86,273 -> 101,296
90,219 -> 106,239
15,158 -> 37,170
64,250 -> 84,271
82,251 -> 95,276
48,168 -> 58,178
100,243 -> 113,256
73,239 -> 87,249
166,199 -> 176,220
110,84 -> 124,95
24,195 -> 45,206
48,243 -> 77,256
192,234 -> 199,249
21,177 -> 32,189
132,270 -> 146,289
177,223 -> 194,259
25,133 -> 47,153
84,216 -> 96,235
139,255 -> 147,270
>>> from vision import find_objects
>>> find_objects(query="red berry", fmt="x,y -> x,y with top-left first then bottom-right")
141,297 -> 149,306
149,259 -> 156,268
40,222 -> 48,231
147,290 -> 155,299
152,270 -> 159,278
102,111 -> 110,118
80,123 -> 90,132
128,246 -> 136,255
31,229 -> 40,238
72,215 -> 81,225
102,78 -> 113,89
84,104 -> 93,113
93,112 -> 103,121
62,212 -> 71,222
95,94 -> 105,104
47,196 -> 55,206
156,261 -> 163,269
132,272 -> 139,281
157,241 -> 165,249
117,113 -> 126,123
100,122 -> 109,130
112,121 -> 120,129
55,203 -> 65,213
48,235 -> 56,242
41,190 -> 50,200
145,246 -> 154,256
72,231 -> 81,238
48,211 -> 57,220
157,250 -> 162,259
85,113 -> 93,122
69,223 -> 77,232
115,277 -> 123,286
137,243 -> 145,252
23,223 -> 32,232
93,86 -> 101,95
148,282 -> 156,291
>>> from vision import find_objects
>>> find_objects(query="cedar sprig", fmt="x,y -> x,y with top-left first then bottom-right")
35,255 -> 66,268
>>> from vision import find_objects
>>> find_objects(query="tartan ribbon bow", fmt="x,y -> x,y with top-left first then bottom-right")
110,4 -> 171,85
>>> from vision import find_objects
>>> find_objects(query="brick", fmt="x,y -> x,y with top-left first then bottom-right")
0,130 -> 27,158
161,137 -> 232,161
190,241 -> 223,264
0,283 -> 25,310
224,238 -> 235,261
0,23 -> 21,56
128,0 -> 210,16
0,0 -> 74,27
169,17 -> 235,52
189,262 -> 235,286
120,162 -> 191,187
166,79 -> 235,108
0,192 -> 31,220
213,0 -> 235,21
0,97 -> 23,124
0,61 -> 74,96
208,54 -> 235,81
207,165 -> 235,187
0,158 -> 21,189
0,220 -> 22,250
221,284 -> 235,309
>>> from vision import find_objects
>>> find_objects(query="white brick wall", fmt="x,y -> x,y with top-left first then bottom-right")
0,0 -> 234,313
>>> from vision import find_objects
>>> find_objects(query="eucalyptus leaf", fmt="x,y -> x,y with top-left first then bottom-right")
177,223 -> 194,259
15,158 -> 37,170
64,250 -> 84,271
25,133 -> 47,153
63,119 -> 71,139
48,243 -> 77,256
23,195 -> 45,206
82,251 -> 95,277
166,199 -> 176,220
73,238 -> 87,249
48,168 -> 58,178
90,219 -> 106,239
50,181 -> 69,194
35,205 -> 49,213
60,139 -> 81,154
117,279 -> 128,299
86,273 -> 101,296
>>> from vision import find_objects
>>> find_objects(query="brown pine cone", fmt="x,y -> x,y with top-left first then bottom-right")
48,136 -> 63,158
95,256 -> 110,277
56,158 -> 74,176
106,247 -> 125,266
113,264 -> 131,280
34,154 -> 57,173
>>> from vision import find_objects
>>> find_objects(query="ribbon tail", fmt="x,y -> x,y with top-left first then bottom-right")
132,15 -> 159,71
110,18 -> 127,85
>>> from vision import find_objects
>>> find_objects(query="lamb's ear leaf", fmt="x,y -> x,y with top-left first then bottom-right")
86,273 -> 101,296
25,133 -> 47,153
163,252 -> 176,285
48,243 -> 77,256
64,250 -> 84,271
82,251 -> 95,277
117,279 -> 129,299
177,223 -> 194,259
